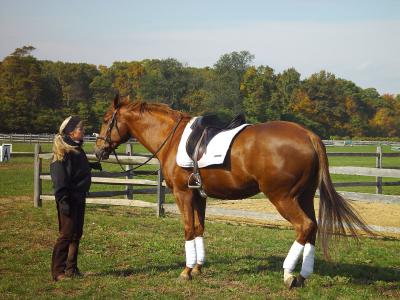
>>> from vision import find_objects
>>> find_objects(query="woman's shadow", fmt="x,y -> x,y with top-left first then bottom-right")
86,262 -> 182,277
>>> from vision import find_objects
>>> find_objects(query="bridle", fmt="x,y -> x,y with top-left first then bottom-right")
96,106 -> 183,175
96,108 -> 120,146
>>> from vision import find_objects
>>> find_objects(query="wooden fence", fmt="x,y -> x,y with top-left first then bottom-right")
0,133 -> 136,144
33,144 -> 167,217
27,144 -> 400,208
329,146 -> 400,195
3,133 -> 400,146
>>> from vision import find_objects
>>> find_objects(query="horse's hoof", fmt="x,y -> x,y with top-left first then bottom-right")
284,275 -> 297,290
177,271 -> 192,281
296,275 -> 306,287
191,265 -> 202,277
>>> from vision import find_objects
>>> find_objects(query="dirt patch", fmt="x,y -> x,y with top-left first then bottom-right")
0,163 -> 32,170
208,198 -> 400,229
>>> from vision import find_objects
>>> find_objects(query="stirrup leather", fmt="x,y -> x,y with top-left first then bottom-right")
187,135 -> 207,198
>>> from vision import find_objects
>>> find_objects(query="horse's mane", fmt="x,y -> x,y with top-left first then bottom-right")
125,101 -> 190,120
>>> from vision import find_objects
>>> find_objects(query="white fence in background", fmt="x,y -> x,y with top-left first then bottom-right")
1,133 -> 400,146
0,133 -> 137,143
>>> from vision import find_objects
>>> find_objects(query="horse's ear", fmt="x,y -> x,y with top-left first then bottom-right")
113,93 -> 120,109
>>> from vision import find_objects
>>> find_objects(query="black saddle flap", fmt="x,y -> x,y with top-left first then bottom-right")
186,113 -> 246,161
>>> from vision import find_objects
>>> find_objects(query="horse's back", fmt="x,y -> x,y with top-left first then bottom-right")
235,121 -> 317,155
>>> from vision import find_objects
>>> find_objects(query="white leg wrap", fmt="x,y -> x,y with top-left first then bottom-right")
185,239 -> 197,268
300,243 -> 315,278
195,236 -> 205,265
283,241 -> 304,273
284,269 -> 294,282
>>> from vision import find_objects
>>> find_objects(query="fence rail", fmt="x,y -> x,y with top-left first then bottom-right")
25,143 -> 400,208
3,133 -> 400,146
33,144 -> 167,217
328,146 -> 400,196
0,133 -> 136,144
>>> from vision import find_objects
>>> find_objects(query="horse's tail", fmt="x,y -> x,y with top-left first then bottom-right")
308,132 -> 374,259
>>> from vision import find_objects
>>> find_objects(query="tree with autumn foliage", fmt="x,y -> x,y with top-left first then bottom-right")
369,94 -> 400,137
1,46 -> 399,139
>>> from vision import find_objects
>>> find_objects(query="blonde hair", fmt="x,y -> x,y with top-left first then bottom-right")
52,116 -> 82,162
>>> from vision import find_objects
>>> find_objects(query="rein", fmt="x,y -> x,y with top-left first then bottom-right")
96,109 -> 183,176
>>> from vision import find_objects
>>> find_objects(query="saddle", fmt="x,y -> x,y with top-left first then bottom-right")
185,113 -> 247,197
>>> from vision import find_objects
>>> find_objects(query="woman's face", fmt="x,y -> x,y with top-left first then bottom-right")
69,125 -> 85,141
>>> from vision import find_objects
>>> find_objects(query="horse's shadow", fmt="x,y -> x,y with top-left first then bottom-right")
89,255 -> 399,284
229,255 -> 399,284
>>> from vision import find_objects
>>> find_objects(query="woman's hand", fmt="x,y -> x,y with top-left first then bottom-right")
89,162 -> 102,171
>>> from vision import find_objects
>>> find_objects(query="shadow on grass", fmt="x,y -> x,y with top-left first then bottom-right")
86,254 -> 398,286
254,255 -> 400,284
88,262 -> 182,277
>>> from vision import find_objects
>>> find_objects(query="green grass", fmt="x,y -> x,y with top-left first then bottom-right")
0,197 -> 399,299
1,144 -> 400,298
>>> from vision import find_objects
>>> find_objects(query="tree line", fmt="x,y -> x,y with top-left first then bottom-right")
0,46 -> 399,139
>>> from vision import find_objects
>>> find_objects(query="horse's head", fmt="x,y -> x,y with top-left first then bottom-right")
94,94 -> 131,160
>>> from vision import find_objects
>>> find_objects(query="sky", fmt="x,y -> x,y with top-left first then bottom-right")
1,0 -> 399,95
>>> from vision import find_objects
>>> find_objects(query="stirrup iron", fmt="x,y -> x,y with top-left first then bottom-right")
188,172 -> 202,189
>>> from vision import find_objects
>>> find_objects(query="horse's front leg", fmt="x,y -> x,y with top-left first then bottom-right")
174,188 -> 202,281
191,194 -> 206,277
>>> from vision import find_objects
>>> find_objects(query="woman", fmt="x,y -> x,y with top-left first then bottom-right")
50,116 -> 101,281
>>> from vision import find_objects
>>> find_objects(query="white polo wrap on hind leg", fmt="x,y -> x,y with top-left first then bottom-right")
283,241 -> 304,280
185,239 -> 197,268
195,236 -> 205,265
300,243 -> 315,278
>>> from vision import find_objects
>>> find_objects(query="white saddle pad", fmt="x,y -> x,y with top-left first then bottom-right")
176,117 -> 250,168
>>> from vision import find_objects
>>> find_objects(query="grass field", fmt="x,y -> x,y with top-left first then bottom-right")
0,142 -> 399,298
1,197 -> 399,299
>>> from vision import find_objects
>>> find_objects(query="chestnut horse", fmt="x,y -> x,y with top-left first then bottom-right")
94,95 -> 372,288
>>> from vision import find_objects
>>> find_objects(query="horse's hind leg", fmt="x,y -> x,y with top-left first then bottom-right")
268,193 -> 317,289
296,190 -> 318,287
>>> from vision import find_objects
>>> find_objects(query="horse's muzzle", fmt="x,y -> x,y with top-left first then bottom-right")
94,147 -> 110,160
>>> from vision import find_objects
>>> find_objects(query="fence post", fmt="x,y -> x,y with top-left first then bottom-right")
376,145 -> 382,194
125,143 -> 133,200
33,144 -> 42,207
157,169 -> 165,217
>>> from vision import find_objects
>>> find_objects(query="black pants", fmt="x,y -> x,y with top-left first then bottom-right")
51,193 -> 86,280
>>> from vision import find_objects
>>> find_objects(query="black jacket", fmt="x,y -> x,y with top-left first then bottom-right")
50,137 -> 92,202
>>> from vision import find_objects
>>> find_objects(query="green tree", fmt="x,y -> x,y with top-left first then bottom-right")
140,58 -> 189,109
0,46 -> 44,132
210,51 -> 255,116
241,66 -> 276,123
267,68 -> 301,121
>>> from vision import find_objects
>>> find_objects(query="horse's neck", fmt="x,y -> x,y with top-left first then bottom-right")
128,111 -> 181,158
